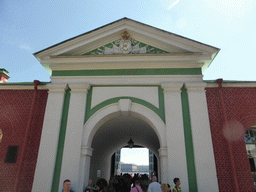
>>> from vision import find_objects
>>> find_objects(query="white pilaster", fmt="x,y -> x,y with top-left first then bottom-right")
32,83 -> 68,192
158,148 -> 168,184
58,83 -> 90,192
78,147 -> 93,192
185,82 -> 219,192
161,82 -> 189,192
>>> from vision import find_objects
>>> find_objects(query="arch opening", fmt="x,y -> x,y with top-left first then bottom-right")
89,115 -> 161,182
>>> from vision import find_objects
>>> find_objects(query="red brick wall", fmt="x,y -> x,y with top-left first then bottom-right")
206,87 -> 256,191
0,89 -> 48,192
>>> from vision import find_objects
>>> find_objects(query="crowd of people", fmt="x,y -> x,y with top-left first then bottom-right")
62,174 -> 182,192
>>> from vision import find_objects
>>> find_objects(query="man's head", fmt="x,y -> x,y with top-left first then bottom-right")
88,180 -> 93,186
161,183 -> 168,192
63,179 -> 72,191
151,176 -> 157,182
135,180 -> 140,186
173,178 -> 180,186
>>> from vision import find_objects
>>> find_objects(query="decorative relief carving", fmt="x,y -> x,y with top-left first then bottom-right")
84,32 -> 169,55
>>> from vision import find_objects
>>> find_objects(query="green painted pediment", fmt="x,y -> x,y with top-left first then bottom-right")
83,38 -> 169,55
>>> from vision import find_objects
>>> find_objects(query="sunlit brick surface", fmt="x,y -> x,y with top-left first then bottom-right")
0,90 -> 48,192
206,87 -> 256,192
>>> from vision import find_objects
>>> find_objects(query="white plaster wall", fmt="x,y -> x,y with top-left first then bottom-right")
91,87 -> 159,108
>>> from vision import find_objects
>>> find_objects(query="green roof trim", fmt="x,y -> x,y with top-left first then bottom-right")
52,68 -> 202,76
0,68 -> 10,77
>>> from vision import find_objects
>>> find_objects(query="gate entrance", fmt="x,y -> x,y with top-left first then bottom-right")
89,115 -> 160,182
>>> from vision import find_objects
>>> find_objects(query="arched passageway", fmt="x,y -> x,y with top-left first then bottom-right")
89,115 -> 160,182
79,102 -> 167,191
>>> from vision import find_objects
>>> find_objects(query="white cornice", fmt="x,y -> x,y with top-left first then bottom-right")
47,83 -> 68,94
41,53 -> 210,68
161,82 -> 184,93
49,62 -> 204,71
50,75 -> 204,85
185,82 -> 207,92
68,83 -> 90,94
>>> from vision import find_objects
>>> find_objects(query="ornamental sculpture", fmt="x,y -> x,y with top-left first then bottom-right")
84,32 -> 169,55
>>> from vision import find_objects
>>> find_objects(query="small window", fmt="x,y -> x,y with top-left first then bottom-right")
5,146 -> 19,163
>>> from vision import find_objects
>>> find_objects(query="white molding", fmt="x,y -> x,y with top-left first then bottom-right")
81,147 -> 93,157
68,83 -> 90,94
161,82 -> 184,93
49,61 -> 204,71
46,83 -> 68,94
118,99 -> 132,112
35,19 -> 218,60
82,102 -> 166,149
185,82 -> 207,92
51,75 -> 204,85
158,147 -> 168,157
42,53 -> 209,65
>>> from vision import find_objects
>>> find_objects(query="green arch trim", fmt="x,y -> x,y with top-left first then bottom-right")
84,86 -> 165,123
181,86 -> 198,192
51,88 -> 71,192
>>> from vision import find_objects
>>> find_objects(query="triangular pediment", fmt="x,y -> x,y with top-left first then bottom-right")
81,37 -> 170,55
34,18 -> 220,74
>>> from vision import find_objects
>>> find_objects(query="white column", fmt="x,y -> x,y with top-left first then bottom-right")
185,82 -> 219,192
158,148 -> 168,184
32,83 -> 68,192
58,83 -> 90,192
79,147 -> 93,191
161,83 -> 189,192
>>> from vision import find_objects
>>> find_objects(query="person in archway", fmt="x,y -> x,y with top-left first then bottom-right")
130,180 -> 143,192
172,178 -> 181,192
148,176 -> 161,192
86,179 -> 99,192
161,183 -> 169,192
63,179 -> 75,192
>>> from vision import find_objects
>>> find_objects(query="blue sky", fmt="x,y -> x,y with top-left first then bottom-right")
1,0 -> 255,83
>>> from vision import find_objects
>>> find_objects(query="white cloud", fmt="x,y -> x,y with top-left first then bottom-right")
166,0 -> 180,10
19,44 -> 31,51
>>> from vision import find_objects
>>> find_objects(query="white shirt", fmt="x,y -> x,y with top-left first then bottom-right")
148,182 -> 161,192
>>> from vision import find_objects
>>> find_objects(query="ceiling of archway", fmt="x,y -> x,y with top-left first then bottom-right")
91,115 -> 160,156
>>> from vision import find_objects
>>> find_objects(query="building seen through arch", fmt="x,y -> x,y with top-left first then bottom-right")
0,18 -> 256,192
111,148 -> 155,176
